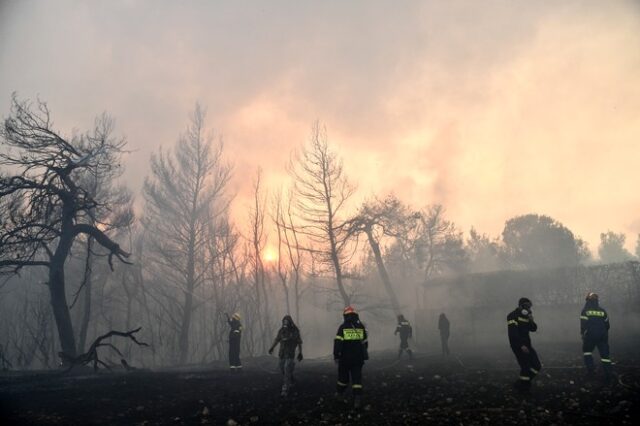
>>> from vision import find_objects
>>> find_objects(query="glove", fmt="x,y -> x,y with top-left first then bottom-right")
297,352 -> 303,362
268,348 -> 274,355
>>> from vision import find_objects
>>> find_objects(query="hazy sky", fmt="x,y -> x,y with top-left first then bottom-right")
1,0 -> 639,252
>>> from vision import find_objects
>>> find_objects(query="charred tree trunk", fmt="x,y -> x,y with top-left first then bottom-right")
49,221 -> 77,359
77,237 -> 94,353
329,232 -> 350,306
365,228 -> 401,315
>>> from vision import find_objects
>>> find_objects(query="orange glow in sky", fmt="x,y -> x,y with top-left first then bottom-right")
262,246 -> 278,264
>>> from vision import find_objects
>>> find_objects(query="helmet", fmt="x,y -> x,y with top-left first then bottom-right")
586,292 -> 599,301
518,297 -> 532,307
232,312 -> 241,321
343,306 -> 357,315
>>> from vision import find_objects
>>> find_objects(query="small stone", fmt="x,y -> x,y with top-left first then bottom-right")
202,407 -> 209,416
136,406 -> 144,412
569,380 -> 575,385
250,416 -> 259,423
446,398 -> 453,403
226,419 -> 237,426
434,375 -> 441,380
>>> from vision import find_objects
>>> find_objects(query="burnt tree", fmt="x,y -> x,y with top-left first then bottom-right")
0,95 -> 132,360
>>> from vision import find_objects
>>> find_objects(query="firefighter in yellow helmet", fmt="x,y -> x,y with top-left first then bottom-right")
225,312 -> 243,370
334,306 -> 368,409
581,292 -> 612,381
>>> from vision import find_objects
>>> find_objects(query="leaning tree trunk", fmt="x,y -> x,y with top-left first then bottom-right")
329,235 -> 350,306
366,228 -> 401,315
49,233 -> 77,360
77,237 -> 94,353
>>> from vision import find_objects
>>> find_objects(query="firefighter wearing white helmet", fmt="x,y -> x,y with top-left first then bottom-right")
225,312 -> 243,370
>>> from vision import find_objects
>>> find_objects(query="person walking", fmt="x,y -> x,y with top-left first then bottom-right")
334,306 -> 368,409
395,314 -> 413,359
581,292 -> 613,382
269,315 -> 303,396
438,313 -> 450,356
507,297 -> 541,392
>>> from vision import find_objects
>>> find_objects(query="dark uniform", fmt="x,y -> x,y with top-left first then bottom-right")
269,315 -> 303,396
438,313 -> 450,356
395,315 -> 413,359
507,298 -> 541,390
227,313 -> 243,370
581,293 -> 612,379
334,307 -> 368,407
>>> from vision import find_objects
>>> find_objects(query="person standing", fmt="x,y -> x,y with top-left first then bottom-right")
226,312 -> 243,370
334,306 -> 368,409
438,313 -> 450,356
395,314 -> 413,359
581,292 -> 612,382
507,297 -> 541,392
269,315 -> 303,397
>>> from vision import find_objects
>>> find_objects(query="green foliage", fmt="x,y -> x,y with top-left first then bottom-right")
598,231 -> 633,263
501,214 -> 590,270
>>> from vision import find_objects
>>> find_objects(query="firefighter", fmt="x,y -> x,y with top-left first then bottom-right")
581,292 -> 612,381
507,297 -> 541,392
269,315 -> 303,397
334,306 -> 368,409
395,314 -> 413,359
226,312 -> 243,370
438,313 -> 450,356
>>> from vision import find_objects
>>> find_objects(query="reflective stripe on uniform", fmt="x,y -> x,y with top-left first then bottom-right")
519,376 -> 531,381
507,320 -> 518,326
601,358 -> 612,363
585,310 -> 605,317
335,335 -> 344,340
517,317 -> 530,323
583,352 -> 592,356
343,328 -> 365,341
580,316 -> 588,320
352,384 -> 363,389
530,368 -> 539,374
337,381 -> 348,386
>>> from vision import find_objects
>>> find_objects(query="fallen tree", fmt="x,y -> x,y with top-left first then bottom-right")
59,327 -> 148,372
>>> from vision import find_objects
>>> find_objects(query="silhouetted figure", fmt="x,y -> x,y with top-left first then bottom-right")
334,306 -> 368,409
438,313 -> 450,356
581,292 -> 612,382
226,312 -> 243,370
269,315 -> 303,397
507,297 -> 541,393
394,314 -> 413,359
